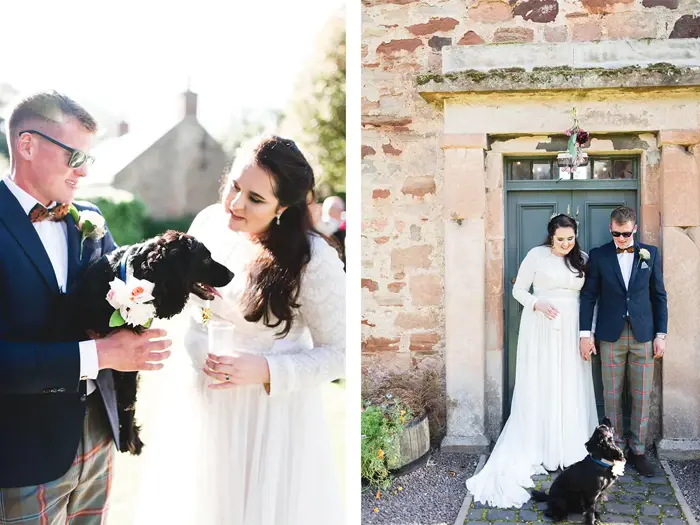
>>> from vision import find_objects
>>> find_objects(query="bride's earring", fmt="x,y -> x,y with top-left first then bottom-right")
276,214 -> 281,225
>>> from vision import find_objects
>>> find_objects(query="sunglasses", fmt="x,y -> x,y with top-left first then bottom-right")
611,231 -> 634,238
19,129 -> 95,168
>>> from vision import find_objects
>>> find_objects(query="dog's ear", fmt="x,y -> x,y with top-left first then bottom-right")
602,417 -> 612,429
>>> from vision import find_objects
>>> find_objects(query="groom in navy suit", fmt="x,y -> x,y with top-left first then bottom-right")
0,91 -> 172,523
579,206 -> 667,477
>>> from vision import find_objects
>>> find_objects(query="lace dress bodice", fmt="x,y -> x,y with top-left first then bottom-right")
183,204 -> 346,395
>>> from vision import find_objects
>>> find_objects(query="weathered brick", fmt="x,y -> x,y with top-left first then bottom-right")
493,27 -> 535,43
512,0 -> 559,23
402,177 -> 436,197
382,143 -> 402,156
395,312 -> 437,330
362,336 -> 400,352
372,188 -> 391,199
361,145 -> 376,158
642,0 -> 678,8
409,332 -> 440,352
376,39 -> 423,55
469,0 -> 514,22
387,281 -> 406,293
407,17 -> 459,36
362,278 -> 379,291
670,15 -> 700,38
428,36 -> 452,50
458,30 -> 485,45
581,0 -> 634,14
409,274 -> 442,306
391,245 -> 433,272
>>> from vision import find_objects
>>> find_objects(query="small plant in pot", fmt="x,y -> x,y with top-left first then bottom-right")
361,368 -> 446,489
361,394 -> 412,490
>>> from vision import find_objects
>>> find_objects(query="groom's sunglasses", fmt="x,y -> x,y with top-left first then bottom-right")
611,231 -> 634,238
19,129 -> 95,169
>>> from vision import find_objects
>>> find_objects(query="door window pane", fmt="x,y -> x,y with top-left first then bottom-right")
593,160 -> 613,179
533,162 -> 552,180
511,160 -> 531,180
613,159 -> 634,179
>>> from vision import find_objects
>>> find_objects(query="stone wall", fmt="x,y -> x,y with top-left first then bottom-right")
361,0 -> 700,372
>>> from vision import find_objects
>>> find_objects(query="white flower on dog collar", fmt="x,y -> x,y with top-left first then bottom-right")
68,205 -> 106,258
639,248 -> 650,261
612,460 -> 625,477
106,277 -> 156,328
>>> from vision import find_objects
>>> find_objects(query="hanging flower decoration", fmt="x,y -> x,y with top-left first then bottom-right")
558,107 -> 590,175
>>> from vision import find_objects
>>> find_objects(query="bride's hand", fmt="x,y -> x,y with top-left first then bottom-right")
534,299 -> 559,320
203,353 -> 271,389
579,337 -> 596,360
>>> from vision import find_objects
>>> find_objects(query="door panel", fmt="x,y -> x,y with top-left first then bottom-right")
505,192 -> 571,416
504,190 -> 638,422
572,191 -> 638,422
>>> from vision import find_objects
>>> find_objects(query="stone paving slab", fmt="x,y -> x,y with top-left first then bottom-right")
464,457 -> 692,525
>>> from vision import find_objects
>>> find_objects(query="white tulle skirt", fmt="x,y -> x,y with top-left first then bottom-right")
131,320 -> 344,525
466,290 -> 598,509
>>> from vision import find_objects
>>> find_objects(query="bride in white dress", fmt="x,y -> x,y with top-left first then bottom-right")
466,213 -> 598,509
133,136 -> 346,525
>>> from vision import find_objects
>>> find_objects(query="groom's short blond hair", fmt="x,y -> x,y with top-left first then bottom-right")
611,206 -> 636,226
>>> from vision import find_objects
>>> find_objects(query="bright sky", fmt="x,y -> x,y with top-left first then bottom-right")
0,0 -> 345,141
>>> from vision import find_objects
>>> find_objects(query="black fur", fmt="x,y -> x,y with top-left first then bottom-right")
54,230 -> 234,455
530,418 -> 625,525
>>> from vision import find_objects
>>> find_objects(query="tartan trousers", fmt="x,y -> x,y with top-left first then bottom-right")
599,320 -> 655,455
0,392 -> 115,525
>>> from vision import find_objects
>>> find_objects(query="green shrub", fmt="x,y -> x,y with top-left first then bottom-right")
143,215 -> 197,238
360,398 -> 412,490
92,197 -> 148,246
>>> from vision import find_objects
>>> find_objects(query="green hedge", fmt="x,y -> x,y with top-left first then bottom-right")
92,196 -> 196,247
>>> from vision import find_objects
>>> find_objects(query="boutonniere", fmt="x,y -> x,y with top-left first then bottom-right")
106,277 -> 156,328
68,204 -> 106,258
201,300 -> 212,325
638,248 -> 650,263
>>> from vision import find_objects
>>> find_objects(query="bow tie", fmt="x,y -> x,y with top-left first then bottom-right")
28,202 -> 70,223
616,246 -> 635,254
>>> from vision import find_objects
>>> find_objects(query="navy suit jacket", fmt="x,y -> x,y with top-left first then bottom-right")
580,241 -> 668,343
0,180 -> 120,488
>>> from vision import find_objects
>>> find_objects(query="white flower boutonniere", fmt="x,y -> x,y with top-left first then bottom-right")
639,248 -> 651,263
68,205 -> 106,258
106,277 -> 156,328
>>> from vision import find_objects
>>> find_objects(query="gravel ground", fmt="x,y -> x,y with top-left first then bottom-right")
666,459 -> 700,522
361,450 -> 480,525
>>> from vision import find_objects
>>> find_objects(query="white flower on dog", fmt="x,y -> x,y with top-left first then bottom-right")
106,277 -> 156,328
612,460 -> 625,477
639,248 -> 650,261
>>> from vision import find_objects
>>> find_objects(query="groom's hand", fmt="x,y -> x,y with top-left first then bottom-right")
579,337 -> 595,361
96,328 -> 172,371
653,337 -> 666,359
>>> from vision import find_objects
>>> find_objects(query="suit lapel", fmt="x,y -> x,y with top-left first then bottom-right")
65,212 -> 83,290
0,181 -> 60,293
606,241 -> 627,291
628,244 -> 640,289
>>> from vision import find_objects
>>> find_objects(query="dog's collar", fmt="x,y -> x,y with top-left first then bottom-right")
589,455 -> 614,468
118,251 -> 132,281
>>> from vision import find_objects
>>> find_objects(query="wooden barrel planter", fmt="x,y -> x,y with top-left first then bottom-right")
387,412 -> 431,476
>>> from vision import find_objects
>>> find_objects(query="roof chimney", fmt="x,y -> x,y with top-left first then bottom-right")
183,88 -> 197,119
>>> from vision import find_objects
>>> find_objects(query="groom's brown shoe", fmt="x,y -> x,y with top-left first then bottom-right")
627,451 -> 655,477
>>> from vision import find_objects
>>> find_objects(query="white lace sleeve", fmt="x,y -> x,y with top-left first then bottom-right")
265,236 -> 346,396
512,247 -> 540,311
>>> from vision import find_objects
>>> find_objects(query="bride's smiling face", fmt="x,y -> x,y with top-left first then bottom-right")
552,227 -> 576,256
222,163 -> 287,236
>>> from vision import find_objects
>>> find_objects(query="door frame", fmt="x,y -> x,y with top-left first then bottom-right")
502,154 -> 642,422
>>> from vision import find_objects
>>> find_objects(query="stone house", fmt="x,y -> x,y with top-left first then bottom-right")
361,0 -> 700,459
80,89 -> 229,220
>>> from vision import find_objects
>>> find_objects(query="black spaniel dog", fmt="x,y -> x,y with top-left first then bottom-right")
530,418 -> 626,525
55,230 -> 234,455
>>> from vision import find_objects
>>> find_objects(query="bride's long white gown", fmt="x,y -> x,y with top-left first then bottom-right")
466,245 -> 598,509
132,204 -> 346,525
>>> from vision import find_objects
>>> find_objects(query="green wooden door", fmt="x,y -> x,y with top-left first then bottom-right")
503,156 -> 639,422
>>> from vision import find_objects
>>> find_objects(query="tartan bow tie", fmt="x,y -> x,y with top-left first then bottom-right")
28,202 -> 71,223
616,246 -> 635,254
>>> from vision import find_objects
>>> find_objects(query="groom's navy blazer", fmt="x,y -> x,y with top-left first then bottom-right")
580,240 -> 667,343
0,180 -> 120,488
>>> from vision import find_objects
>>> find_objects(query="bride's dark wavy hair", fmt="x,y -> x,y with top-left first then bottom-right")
222,135 -> 339,337
543,214 -> 586,278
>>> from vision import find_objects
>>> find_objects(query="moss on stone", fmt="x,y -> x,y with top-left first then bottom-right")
416,62 -> 693,88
